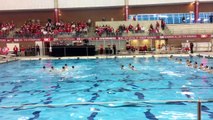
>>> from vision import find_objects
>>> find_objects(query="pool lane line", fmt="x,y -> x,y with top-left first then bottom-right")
144,109 -> 158,120
201,105 -> 213,119
1,99 -> 213,109
29,111 -> 41,120
0,86 -> 212,98
87,110 -> 99,120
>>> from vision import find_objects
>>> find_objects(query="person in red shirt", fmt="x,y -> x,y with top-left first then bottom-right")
185,45 -> 190,52
20,45 -> 25,56
0,47 -> 2,54
143,45 -> 147,51
13,45 -> 18,56
161,19 -> 166,30
99,45 -> 104,54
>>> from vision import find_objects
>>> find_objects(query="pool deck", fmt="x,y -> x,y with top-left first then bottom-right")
18,54 -> 192,61
0,52 -> 212,63
0,57 -> 18,64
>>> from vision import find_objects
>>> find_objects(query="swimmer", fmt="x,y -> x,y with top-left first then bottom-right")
62,66 -> 66,72
43,66 -> 46,70
186,59 -> 190,65
121,65 -> 124,70
193,62 -> 198,68
204,66 -> 209,72
49,66 -> 55,72
131,66 -> 136,71
208,67 -> 213,73
41,66 -> 47,73
199,63 -> 204,70
71,66 -> 75,69
169,55 -> 173,59
178,59 -> 182,64
128,63 -> 132,68
188,61 -> 192,67
64,64 -> 68,70
175,58 -> 178,61
60,66 -> 67,80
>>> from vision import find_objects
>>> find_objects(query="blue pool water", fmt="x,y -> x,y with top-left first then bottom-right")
0,56 -> 213,120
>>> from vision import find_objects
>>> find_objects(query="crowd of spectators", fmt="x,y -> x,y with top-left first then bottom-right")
54,21 -> 89,37
95,23 -> 146,37
95,20 -> 166,37
15,19 -> 42,38
0,22 -> 15,38
148,21 -> 160,36
14,19 -> 89,38
1,19 -> 166,38
95,25 -> 115,37
148,20 -> 166,36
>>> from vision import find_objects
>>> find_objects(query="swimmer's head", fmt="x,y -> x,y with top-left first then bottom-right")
205,66 -> 209,68
121,65 -> 124,69
51,66 -> 54,69
43,66 -> 46,69
200,63 -> 203,66
194,62 -> 197,64
72,66 -> 74,69
179,59 -> 182,61
65,64 -> 67,66
211,67 -> 213,69
129,63 -> 131,66
62,66 -> 65,70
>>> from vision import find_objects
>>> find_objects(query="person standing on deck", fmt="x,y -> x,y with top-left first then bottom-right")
190,42 -> 194,54
13,45 -> 18,56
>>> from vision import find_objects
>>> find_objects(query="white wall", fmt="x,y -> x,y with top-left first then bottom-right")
182,42 -> 212,52
0,0 -> 212,10
59,0 -> 124,8
0,0 -> 54,10
129,0 -> 213,5
6,43 -> 19,52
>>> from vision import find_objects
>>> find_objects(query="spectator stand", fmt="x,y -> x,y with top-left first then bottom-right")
0,22 -> 15,38
13,19 -> 90,39
95,20 -> 165,37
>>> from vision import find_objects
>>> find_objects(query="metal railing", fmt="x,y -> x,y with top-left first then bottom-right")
168,29 -> 213,35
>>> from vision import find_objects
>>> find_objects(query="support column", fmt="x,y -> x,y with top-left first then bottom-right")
194,0 -> 199,23
54,0 -> 59,23
124,0 -> 129,21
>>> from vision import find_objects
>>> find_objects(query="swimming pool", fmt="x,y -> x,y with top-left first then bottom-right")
0,56 -> 213,120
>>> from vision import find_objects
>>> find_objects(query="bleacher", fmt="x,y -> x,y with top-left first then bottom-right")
95,20 -> 164,36
167,24 -> 213,35
1,20 -> 213,38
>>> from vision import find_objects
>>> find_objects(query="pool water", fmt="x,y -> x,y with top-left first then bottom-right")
0,57 -> 213,120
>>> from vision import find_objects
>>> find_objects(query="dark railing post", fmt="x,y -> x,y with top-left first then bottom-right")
197,100 -> 201,120
64,47 -> 66,56
86,46 -> 88,57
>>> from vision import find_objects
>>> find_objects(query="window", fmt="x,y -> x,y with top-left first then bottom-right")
167,14 -> 173,24
137,15 -> 142,21
142,15 -> 149,21
174,14 -> 180,24
129,12 -> 213,24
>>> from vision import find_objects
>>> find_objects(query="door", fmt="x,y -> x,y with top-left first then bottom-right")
44,42 -> 50,56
